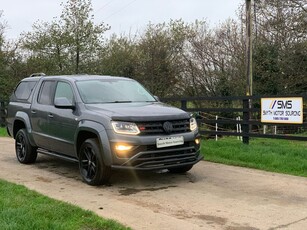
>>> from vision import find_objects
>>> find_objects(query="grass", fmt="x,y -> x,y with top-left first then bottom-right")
0,128 -> 129,229
0,127 -> 8,137
0,179 -> 130,230
201,137 -> 307,177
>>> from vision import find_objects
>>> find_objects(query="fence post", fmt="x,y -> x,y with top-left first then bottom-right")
181,99 -> 187,111
263,125 -> 266,134
237,116 -> 242,141
215,115 -> 218,141
236,117 -> 240,140
242,99 -> 250,144
0,101 -> 6,127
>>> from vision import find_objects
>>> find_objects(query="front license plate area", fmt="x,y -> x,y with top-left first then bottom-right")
156,136 -> 184,148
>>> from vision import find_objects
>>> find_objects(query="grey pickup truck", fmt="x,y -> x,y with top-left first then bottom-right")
6,74 -> 202,185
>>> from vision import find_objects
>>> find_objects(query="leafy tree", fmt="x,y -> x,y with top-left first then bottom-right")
253,0 -> 307,95
22,20 -> 69,74
60,0 -> 109,73
136,21 -> 184,97
97,35 -> 139,77
0,11 -> 7,99
0,11 -> 18,100
99,20 -> 188,97
253,41 -> 282,95
21,0 -> 109,75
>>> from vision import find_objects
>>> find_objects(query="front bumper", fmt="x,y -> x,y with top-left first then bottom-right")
108,131 -> 202,170
111,150 -> 203,170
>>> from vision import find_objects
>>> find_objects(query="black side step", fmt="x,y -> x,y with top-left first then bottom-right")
37,148 -> 79,163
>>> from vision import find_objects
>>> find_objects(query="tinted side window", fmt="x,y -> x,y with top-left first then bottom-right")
15,81 -> 37,100
54,82 -> 74,103
38,81 -> 56,105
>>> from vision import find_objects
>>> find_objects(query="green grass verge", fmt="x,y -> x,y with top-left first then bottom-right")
0,127 -> 8,137
0,179 -> 130,230
201,137 -> 307,177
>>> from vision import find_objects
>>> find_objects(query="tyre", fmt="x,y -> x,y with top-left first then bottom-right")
168,165 -> 193,173
15,129 -> 37,164
79,138 -> 111,186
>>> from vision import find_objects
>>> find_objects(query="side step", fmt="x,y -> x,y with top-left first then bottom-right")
37,148 -> 79,163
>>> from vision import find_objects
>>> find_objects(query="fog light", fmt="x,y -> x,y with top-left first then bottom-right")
115,144 -> 133,152
195,138 -> 201,145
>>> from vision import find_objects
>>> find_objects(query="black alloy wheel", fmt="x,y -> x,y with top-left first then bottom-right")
80,145 -> 97,181
79,138 -> 111,186
15,129 -> 37,164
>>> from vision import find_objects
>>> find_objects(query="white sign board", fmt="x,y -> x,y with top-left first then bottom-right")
261,97 -> 303,124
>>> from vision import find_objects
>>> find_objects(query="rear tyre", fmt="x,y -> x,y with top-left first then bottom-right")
79,138 -> 111,186
15,129 -> 37,164
168,165 -> 193,173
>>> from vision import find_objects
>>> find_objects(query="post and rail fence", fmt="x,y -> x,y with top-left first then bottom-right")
1,95 -> 307,143
161,95 -> 307,143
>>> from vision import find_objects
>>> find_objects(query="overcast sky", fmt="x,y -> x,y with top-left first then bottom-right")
1,0 -> 244,39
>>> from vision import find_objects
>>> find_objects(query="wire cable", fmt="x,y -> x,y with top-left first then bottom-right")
103,0 -> 138,21
95,0 -> 116,13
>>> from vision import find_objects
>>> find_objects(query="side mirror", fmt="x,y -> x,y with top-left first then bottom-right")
54,97 -> 75,109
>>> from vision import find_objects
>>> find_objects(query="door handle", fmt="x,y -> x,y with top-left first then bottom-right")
48,114 -> 54,118
31,110 -> 36,114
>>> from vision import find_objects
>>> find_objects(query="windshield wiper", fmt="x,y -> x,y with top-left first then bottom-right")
109,100 -> 132,103
103,100 -> 155,103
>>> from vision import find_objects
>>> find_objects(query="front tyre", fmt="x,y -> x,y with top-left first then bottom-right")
79,138 -> 111,186
15,129 -> 37,164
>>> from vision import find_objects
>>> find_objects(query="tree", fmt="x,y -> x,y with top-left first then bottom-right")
98,20 -> 188,97
253,41 -> 282,95
97,35 -> 139,77
176,19 -> 245,97
0,12 -> 20,100
60,0 -> 109,73
21,0 -> 109,75
22,20 -> 69,74
136,21 -> 184,97
253,0 -> 307,95
0,10 -> 8,99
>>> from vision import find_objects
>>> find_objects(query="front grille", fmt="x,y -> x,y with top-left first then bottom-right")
137,119 -> 190,135
120,141 -> 201,169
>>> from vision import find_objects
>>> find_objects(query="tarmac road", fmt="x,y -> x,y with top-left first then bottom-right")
0,137 -> 307,230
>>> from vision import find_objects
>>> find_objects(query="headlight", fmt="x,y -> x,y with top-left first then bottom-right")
190,118 -> 198,131
111,121 -> 140,135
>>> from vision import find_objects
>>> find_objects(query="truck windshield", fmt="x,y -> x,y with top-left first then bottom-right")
76,79 -> 156,104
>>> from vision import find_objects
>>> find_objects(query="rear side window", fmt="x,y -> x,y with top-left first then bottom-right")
14,81 -> 37,100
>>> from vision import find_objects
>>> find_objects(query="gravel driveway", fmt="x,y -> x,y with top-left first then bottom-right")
0,137 -> 307,230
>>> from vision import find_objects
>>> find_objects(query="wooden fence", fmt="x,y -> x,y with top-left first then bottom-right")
162,95 -> 307,143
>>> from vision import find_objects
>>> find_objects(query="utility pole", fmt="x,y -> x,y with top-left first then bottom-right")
246,0 -> 253,97
243,0 -> 253,144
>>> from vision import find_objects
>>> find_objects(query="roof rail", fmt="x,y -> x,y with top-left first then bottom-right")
30,73 -> 46,77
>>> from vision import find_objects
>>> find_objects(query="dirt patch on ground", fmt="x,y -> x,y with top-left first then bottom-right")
1,137 -> 307,229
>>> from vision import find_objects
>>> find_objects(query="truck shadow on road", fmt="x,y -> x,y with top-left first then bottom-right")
34,154 -> 200,190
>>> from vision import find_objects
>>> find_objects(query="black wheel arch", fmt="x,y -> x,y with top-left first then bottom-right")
76,130 -> 99,158
75,121 -> 113,166
13,119 -> 26,138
